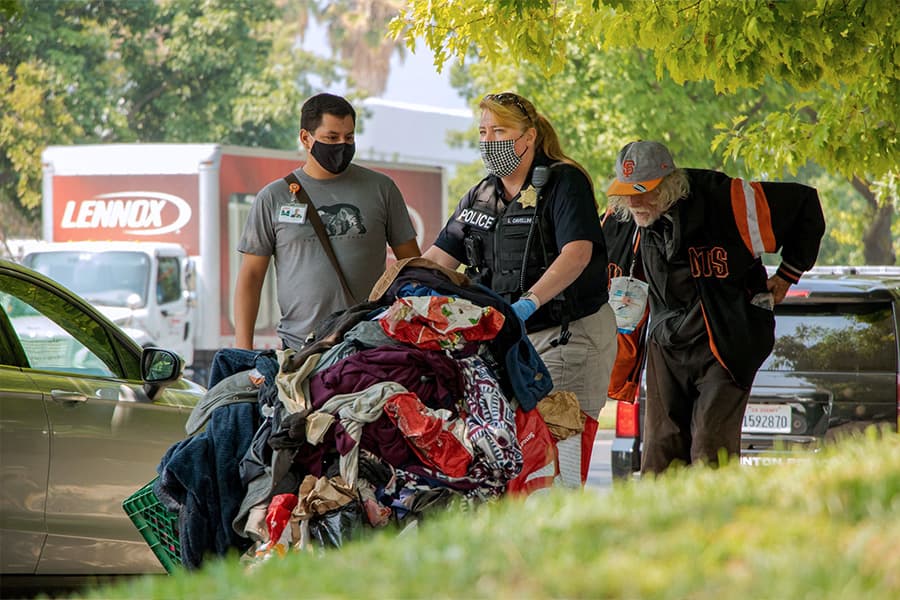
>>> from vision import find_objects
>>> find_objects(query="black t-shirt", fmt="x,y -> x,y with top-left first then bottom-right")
434,153 -> 608,314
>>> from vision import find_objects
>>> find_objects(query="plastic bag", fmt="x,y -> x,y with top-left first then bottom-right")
507,407 -> 559,496
308,501 -> 364,549
244,493 -> 298,566
608,276 -> 649,334
580,413 -> 599,484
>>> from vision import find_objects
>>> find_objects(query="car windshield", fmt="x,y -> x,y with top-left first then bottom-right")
763,303 -> 897,373
24,251 -> 150,308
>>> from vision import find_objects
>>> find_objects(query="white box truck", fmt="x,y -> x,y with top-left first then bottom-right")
33,144 -> 447,384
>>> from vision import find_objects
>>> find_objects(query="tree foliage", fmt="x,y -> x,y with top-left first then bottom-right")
394,0 -> 899,264
443,45 -> 889,264
295,0 -> 406,96
0,0 -> 414,238
0,0 -> 335,233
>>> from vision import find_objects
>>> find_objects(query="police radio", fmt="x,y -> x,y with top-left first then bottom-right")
532,165 -> 551,190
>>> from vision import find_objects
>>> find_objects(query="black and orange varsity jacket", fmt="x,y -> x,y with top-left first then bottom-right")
604,168 -> 825,391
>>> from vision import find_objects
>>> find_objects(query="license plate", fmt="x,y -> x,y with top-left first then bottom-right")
742,403 -> 791,433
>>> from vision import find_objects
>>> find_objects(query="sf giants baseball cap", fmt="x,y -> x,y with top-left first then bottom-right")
607,141 -> 676,195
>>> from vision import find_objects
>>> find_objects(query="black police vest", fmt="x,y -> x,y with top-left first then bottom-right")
458,173 -> 573,333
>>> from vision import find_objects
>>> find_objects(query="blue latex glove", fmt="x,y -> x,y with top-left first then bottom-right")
511,298 -> 537,322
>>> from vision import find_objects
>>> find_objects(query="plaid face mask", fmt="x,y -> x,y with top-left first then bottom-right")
479,133 -> 525,177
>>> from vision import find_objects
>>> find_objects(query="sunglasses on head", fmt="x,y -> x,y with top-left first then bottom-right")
485,93 -> 530,119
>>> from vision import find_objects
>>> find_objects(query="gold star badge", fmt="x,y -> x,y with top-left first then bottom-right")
519,185 -> 538,208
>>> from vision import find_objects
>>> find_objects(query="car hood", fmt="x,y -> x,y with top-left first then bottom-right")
95,305 -> 135,323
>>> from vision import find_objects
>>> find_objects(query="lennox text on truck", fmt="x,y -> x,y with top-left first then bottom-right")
35,144 -> 446,384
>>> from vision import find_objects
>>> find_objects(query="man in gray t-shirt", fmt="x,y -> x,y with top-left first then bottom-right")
234,93 -> 420,350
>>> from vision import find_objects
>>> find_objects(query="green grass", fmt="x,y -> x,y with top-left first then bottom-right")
79,430 -> 900,600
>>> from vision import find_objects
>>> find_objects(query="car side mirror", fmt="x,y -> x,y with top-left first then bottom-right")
141,347 -> 183,400
142,347 -> 183,382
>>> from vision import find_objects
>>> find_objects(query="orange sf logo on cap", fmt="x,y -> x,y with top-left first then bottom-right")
622,159 -> 635,177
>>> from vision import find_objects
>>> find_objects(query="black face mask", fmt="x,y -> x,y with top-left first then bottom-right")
310,140 -> 355,174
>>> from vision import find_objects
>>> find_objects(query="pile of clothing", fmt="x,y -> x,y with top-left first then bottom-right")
153,259 -> 592,569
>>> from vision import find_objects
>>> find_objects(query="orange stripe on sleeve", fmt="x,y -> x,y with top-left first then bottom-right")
750,181 -> 776,252
730,179 -> 753,254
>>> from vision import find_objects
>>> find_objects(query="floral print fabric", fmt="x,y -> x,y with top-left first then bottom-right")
380,295 -> 505,351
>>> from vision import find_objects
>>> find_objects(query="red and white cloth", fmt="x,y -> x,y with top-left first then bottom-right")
380,295 -> 505,351
383,391 -> 473,478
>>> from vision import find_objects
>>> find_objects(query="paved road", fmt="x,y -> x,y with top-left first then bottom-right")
586,429 -> 614,490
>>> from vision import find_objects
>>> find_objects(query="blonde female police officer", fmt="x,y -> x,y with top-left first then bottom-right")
422,92 -> 616,486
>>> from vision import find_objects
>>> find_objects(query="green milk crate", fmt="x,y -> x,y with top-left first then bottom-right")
122,478 -> 181,574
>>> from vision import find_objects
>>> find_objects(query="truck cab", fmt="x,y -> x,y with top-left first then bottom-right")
21,241 -> 196,368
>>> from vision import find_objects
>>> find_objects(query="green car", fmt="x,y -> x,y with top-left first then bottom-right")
0,259 -> 204,580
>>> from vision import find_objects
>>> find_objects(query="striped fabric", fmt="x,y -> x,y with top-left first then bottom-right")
730,179 -> 776,257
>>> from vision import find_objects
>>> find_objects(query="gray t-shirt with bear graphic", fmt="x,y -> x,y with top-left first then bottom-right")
238,164 -> 416,349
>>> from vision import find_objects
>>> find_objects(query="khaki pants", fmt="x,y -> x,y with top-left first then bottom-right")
528,303 -> 616,486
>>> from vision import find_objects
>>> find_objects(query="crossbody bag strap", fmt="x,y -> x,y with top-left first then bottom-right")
283,172 -> 357,304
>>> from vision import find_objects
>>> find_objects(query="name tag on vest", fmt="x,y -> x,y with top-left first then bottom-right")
456,208 -> 497,230
504,215 -> 533,226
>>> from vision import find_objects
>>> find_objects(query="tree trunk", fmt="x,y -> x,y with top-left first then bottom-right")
862,202 -> 896,265
0,201 -> 41,240
852,176 -> 896,265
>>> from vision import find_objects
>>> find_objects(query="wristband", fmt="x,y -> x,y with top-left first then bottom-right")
520,290 -> 540,309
